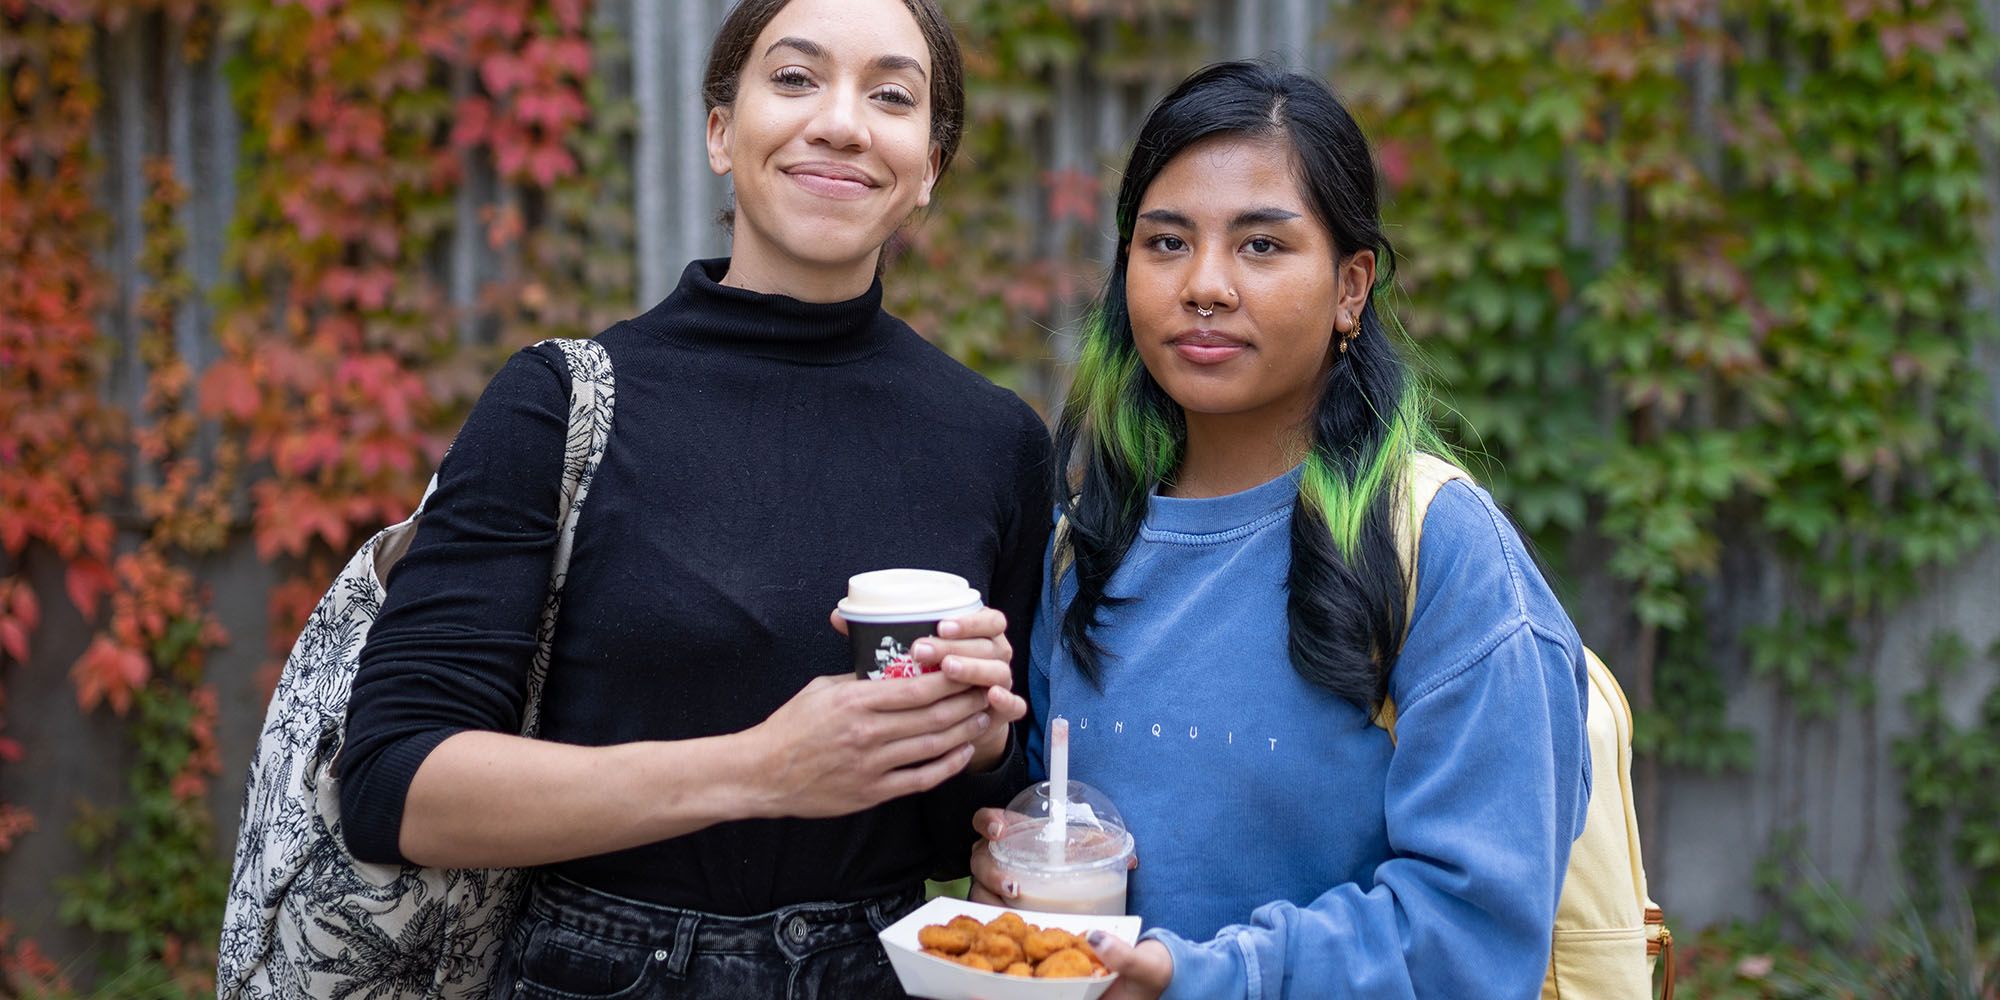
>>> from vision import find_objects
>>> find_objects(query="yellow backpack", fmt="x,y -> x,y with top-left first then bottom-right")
1382,454 -> 1674,999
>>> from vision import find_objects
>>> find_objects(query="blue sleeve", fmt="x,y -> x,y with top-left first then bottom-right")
1149,624 -> 1587,1000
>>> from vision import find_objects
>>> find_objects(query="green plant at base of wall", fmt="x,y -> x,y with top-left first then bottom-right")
57,682 -> 226,999
1894,634 -> 2000,945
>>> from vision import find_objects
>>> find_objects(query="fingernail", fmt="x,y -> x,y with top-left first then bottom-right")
988,821 -> 1004,839
939,619 -> 961,637
976,713 -> 991,730
1086,931 -> 1107,949
913,640 -> 934,657
1003,880 -> 1018,898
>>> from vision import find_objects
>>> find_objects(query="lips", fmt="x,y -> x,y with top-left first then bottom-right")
785,161 -> 878,200
1168,329 -> 1249,365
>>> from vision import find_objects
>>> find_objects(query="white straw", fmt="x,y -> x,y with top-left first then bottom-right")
1045,717 -> 1069,857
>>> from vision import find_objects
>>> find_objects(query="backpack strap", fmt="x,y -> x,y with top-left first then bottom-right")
519,337 -> 615,738
1052,493 -> 1083,583
1376,452 -> 1474,741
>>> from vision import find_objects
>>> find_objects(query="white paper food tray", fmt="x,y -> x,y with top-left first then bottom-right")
879,896 -> 1144,1000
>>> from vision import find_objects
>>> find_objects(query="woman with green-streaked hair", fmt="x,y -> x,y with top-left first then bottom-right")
967,61 -> 1592,999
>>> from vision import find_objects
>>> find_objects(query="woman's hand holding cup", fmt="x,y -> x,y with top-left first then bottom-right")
917,610 -> 1022,770
746,671 -> 994,818
831,570 -> 1024,773
826,608 -> 1023,774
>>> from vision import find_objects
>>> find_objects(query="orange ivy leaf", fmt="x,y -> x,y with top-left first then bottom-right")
197,359 -> 262,421
71,636 -> 149,716
251,482 -> 353,559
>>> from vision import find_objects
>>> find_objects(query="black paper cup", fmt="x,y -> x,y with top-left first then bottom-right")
837,570 -> 984,680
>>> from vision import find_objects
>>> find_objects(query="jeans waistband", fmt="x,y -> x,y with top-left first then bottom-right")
524,874 -> 925,971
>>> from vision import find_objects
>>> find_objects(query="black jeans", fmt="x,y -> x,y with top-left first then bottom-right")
495,874 -> 923,1000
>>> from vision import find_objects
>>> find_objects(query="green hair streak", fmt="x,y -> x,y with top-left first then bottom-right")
1073,309 -> 1177,483
1296,382 -> 1451,561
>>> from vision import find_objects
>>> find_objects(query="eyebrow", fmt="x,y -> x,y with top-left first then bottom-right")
767,36 -> 826,60
765,37 -> 929,81
1138,207 -> 1303,229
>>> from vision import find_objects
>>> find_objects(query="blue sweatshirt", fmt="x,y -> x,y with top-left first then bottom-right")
1025,467 -> 1589,999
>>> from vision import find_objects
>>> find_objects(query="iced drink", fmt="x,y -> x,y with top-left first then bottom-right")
994,820 -> 1132,915
989,767 -> 1136,917
836,569 -> 983,679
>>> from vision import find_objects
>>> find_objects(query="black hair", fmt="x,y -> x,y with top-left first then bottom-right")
1054,59 -> 1446,710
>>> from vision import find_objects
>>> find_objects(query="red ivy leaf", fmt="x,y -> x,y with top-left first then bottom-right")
551,0 -> 586,33
1,515 -> 28,556
9,583 -> 39,630
451,96 -> 492,149
65,558 -> 116,621
0,804 -> 36,852
1041,168 -> 1099,225
198,360 -> 262,421
549,37 -> 591,77
480,52 -> 530,95
526,143 -> 576,187
0,619 -> 27,662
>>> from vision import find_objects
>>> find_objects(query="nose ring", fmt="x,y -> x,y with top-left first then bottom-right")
1196,305 -> 1214,318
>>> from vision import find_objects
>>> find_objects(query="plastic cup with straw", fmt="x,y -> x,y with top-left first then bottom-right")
992,715 -> 1135,915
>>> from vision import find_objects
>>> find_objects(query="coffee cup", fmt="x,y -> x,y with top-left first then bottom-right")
837,569 -> 984,680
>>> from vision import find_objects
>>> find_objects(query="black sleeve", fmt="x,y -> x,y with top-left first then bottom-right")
336,345 -> 571,864
918,402 -> 1054,878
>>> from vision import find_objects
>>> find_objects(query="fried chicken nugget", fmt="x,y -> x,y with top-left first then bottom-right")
1023,928 -> 1077,962
917,924 -> 973,955
957,952 -> 995,973
1035,947 -> 1097,979
1003,962 -> 1035,978
947,916 -> 986,937
984,912 -> 1030,943
974,931 -> 1023,967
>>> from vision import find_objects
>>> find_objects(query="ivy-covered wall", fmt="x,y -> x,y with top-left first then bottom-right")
2,0 -> 1996,992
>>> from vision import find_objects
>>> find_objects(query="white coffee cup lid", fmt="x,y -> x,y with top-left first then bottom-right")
838,569 -> 983,620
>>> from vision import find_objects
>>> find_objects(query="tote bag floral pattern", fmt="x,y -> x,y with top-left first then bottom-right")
217,338 -> 614,1000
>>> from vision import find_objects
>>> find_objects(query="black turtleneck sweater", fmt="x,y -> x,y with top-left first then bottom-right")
338,259 -> 1051,914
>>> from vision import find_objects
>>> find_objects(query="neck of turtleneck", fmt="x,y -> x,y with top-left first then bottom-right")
632,258 -> 890,365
